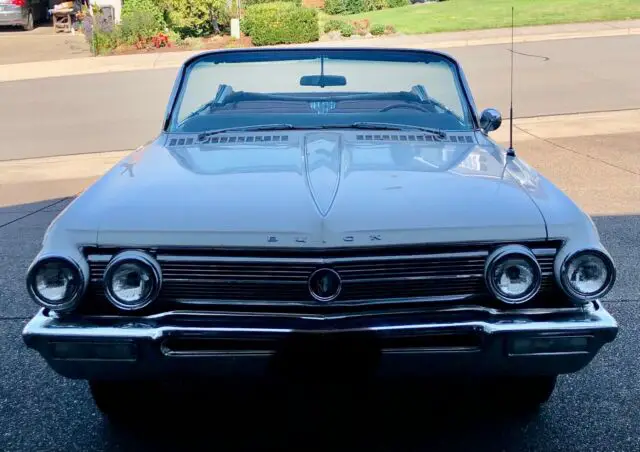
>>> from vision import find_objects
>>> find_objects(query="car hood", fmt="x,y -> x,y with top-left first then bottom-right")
52,131 -> 549,248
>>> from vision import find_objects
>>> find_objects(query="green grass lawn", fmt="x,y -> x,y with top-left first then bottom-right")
326,0 -> 640,35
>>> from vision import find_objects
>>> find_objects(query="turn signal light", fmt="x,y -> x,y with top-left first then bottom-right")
508,336 -> 591,356
50,342 -> 138,361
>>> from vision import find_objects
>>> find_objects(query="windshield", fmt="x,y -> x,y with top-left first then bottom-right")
167,49 -> 477,134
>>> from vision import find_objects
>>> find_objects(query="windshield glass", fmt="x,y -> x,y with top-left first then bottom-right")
167,49 -> 476,134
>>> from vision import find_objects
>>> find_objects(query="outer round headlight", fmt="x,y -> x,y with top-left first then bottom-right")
26,257 -> 85,312
103,251 -> 162,311
485,245 -> 542,304
560,250 -> 615,302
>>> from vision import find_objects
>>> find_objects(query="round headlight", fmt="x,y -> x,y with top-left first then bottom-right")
26,257 -> 85,312
485,245 -> 542,304
103,251 -> 161,311
560,250 -> 615,302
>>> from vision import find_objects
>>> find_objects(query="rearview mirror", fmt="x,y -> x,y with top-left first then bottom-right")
479,108 -> 502,133
300,75 -> 347,88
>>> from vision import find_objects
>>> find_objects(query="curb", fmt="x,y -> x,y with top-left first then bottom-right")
0,26 -> 638,83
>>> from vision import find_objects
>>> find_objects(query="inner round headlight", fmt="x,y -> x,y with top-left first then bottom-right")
104,251 -> 161,310
485,245 -> 541,304
26,257 -> 85,312
560,250 -> 615,302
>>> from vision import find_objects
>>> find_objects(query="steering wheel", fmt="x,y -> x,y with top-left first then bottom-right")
380,104 -> 433,113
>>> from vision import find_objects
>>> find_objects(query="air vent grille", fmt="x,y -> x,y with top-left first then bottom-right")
167,135 -> 290,147
167,137 -> 195,147
355,134 -> 474,144
167,133 -> 473,147
201,135 -> 289,144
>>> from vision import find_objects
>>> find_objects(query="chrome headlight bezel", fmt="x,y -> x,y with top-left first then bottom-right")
558,249 -> 616,303
26,256 -> 86,313
484,245 -> 542,305
103,251 -> 162,311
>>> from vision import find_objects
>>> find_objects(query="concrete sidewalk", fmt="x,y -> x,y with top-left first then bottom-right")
0,19 -> 638,83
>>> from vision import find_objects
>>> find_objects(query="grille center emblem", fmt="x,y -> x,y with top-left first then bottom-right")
308,268 -> 342,302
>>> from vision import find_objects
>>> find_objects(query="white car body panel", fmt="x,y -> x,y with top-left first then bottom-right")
39,130 -> 584,251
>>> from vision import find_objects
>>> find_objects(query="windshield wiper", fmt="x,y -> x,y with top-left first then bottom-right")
324,122 -> 447,139
197,124 -> 298,140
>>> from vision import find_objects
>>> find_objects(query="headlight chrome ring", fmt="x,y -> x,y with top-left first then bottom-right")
26,256 -> 86,313
559,249 -> 615,303
484,245 -> 542,305
103,251 -> 162,311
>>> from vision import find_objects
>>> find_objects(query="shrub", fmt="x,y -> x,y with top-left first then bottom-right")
157,0 -> 230,38
166,29 -> 183,45
243,3 -> 319,46
323,19 -> 344,33
386,0 -> 409,7
122,0 -> 165,27
244,0 -> 301,5
92,29 -> 118,54
119,10 -> 164,45
363,0 -> 387,10
323,0 -> 346,14
152,32 -> 172,48
339,21 -> 354,37
344,0 -> 367,14
183,36 -> 205,49
82,11 -> 118,55
352,18 -> 369,35
370,23 -> 385,35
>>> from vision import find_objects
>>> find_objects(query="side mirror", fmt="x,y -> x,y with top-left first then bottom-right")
479,108 -> 502,133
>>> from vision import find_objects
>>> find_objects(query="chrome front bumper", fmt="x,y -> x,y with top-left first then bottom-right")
22,302 -> 618,381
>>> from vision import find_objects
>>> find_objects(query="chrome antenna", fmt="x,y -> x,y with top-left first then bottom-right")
507,6 -> 516,157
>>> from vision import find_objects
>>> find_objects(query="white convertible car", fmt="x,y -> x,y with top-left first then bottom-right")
22,48 -> 618,420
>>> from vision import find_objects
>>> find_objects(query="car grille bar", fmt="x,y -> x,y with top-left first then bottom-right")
85,244 -> 559,306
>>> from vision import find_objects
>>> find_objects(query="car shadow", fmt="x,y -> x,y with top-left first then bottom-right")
98,379 -> 540,451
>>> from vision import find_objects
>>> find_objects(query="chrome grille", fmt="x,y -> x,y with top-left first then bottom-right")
86,244 -> 559,307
